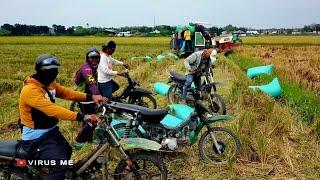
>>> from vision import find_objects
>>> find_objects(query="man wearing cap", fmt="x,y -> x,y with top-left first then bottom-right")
75,48 -> 101,111
181,48 -> 217,104
19,54 -> 107,180
74,48 -> 102,143
98,40 -> 128,99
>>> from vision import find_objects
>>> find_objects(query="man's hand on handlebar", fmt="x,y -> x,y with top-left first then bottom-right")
92,95 -> 108,105
117,71 -> 126,76
84,114 -> 101,125
117,70 -> 129,77
123,63 -> 129,68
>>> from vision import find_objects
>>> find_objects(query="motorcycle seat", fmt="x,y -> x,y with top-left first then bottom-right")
110,102 -> 168,123
0,141 -> 29,159
169,71 -> 186,82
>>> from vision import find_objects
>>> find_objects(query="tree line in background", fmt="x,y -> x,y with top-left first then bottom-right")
0,23 -> 319,36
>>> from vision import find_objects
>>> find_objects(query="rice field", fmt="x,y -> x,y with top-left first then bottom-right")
241,35 -> 320,45
0,36 -> 319,179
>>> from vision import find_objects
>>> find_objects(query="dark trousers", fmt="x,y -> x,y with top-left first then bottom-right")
76,90 -> 98,143
21,127 -> 72,180
185,40 -> 192,52
98,80 -> 120,99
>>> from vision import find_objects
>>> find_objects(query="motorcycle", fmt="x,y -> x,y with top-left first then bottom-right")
167,68 -> 226,115
0,105 -> 167,179
70,69 -> 157,112
110,89 -> 241,164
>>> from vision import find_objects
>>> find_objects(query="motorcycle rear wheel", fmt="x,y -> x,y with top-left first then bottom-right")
130,94 -> 157,109
167,84 -> 182,104
206,94 -> 226,115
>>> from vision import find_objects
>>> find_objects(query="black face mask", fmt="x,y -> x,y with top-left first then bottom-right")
34,69 -> 58,86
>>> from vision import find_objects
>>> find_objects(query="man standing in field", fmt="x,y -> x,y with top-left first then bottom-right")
74,47 -> 101,113
97,40 -> 128,99
19,54 -> 107,179
74,47 -> 102,143
184,29 -> 192,52
181,48 -> 217,104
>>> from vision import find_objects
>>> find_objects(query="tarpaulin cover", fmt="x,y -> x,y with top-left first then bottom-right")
249,77 -> 283,97
176,25 -> 184,32
247,65 -> 274,79
153,82 -> 171,95
145,55 -> 153,61
160,114 -> 185,128
168,104 -> 194,120
156,54 -> 165,61
186,24 -> 196,34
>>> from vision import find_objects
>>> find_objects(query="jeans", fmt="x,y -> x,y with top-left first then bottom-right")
98,80 -> 120,99
182,74 -> 201,99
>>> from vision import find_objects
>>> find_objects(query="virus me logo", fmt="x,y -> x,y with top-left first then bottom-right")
16,159 -> 73,167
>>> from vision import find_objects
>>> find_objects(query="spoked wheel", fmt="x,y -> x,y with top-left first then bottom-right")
130,94 -> 157,109
114,152 -> 167,180
167,84 -> 182,104
198,127 -> 241,164
206,94 -> 226,115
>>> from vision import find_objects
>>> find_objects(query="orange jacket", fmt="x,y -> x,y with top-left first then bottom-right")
19,76 -> 87,129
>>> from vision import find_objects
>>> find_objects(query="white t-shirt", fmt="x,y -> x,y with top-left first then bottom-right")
97,53 -> 123,83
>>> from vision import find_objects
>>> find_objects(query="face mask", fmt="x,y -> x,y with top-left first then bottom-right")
36,69 -> 58,86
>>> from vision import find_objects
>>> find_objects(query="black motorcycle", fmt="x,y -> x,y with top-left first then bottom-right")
110,89 -> 240,164
0,105 -> 167,179
167,69 -> 226,115
70,69 -> 157,112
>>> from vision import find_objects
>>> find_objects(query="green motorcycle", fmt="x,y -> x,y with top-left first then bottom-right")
111,89 -> 241,164
0,105 -> 167,180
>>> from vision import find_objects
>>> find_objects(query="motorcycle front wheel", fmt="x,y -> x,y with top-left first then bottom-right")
114,152 -> 167,180
198,127 -> 241,164
0,166 -> 36,180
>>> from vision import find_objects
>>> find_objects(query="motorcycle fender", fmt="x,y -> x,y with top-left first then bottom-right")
208,115 -> 233,123
119,138 -> 162,151
133,87 -> 152,95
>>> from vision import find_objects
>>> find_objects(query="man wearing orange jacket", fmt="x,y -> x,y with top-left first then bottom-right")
19,54 -> 107,180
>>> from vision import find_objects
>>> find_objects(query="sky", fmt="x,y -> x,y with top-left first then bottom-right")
0,0 -> 319,29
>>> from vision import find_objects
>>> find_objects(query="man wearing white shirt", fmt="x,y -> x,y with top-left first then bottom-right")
97,41 -> 128,99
